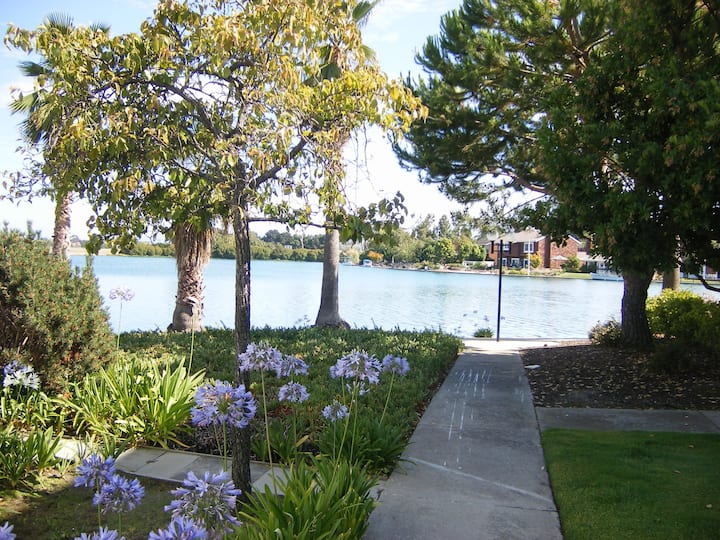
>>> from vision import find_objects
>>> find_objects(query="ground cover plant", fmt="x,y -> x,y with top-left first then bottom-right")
542,429 -> 720,540
0,327 -> 462,538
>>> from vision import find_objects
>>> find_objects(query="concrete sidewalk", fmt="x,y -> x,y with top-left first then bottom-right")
364,340 -> 562,540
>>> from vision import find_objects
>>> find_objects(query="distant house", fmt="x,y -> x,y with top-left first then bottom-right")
482,229 -> 600,270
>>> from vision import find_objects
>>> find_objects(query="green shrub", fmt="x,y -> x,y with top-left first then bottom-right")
561,255 -> 581,273
316,416 -> 406,476
473,327 -> 494,338
64,355 -> 205,448
649,340 -> 695,373
237,455 -> 376,540
646,289 -> 720,351
589,319 -> 623,345
0,427 -> 62,489
0,229 -> 114,393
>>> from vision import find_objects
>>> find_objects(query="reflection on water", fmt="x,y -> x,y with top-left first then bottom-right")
73,256 -> 719,338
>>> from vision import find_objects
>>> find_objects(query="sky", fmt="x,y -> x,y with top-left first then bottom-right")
0,0 -> 464,240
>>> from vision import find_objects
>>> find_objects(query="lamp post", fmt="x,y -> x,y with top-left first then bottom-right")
496,239 -> 503,341
490,236 -> 510,341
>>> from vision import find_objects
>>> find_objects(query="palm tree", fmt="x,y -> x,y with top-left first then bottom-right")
314,0 -> 380,328
10,13 -> 109,259
169,220 -> 213,332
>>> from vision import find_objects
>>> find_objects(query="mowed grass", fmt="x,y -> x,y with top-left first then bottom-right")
542,429 -> 720,540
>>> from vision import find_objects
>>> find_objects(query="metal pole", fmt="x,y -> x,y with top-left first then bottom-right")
496,240 -> 503,341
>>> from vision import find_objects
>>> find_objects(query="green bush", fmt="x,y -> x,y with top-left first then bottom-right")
237,455 -> 376,540
561,255 -> 581,273
473,327 -> 494,338
64,355 -> 205,449
589,319 -> 623,346
646,289 -> 720,351
0,229 -> 114,393
0,427 -> 62,490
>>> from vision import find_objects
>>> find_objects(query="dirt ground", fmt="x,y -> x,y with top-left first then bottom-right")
520,341 -> 720,410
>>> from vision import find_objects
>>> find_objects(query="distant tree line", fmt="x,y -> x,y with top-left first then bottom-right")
118,216 -> 486,267
363,214 -> 486,266
120,228 -> 326,262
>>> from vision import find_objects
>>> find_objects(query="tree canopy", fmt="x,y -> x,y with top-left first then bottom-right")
6,0 -> 423,495
394,0 -> 720,345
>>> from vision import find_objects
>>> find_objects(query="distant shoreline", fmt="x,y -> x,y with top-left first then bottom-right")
68,246 -> 112,256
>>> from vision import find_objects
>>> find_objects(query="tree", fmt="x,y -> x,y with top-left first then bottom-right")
8,13 -> 109,259
393,0 -> 720,346
314,0 -> 384,330
533,0 -> 720,344
7,0 -> 421,497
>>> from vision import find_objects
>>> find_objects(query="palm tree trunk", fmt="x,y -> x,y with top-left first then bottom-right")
52,192 -> 73,259
315,227 -> 349,328
231,202 -> 253,502
170,222 -> 212,332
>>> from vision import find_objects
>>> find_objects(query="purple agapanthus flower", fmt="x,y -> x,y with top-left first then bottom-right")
2,360 -> 40,390
322,400 -> 349,422
92,473 -> 144,515
109,287 -> 135,302
330,349 -> 381,385
381,355 -> 410,376
74,454 -> 117,489
0,521 -> 15,540
237,342 -> 284,373
278,381 -> 309,403
274,354 -> 308,378
74,526 -> 124,540
148,516 -> 208,540
191,380 -> 257,429
165,470 -> 241,538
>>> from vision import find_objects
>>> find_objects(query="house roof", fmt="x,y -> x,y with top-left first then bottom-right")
480,228 -> 584,246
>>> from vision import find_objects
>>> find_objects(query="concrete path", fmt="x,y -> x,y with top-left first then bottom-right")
364,340 -> 563,540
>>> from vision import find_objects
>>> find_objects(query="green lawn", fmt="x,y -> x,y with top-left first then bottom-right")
543,429 -> 720,540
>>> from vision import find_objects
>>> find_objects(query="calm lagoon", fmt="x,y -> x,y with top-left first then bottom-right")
73,256 -> 719,339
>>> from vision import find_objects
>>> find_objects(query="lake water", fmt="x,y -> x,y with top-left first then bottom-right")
72,256 -> 719,339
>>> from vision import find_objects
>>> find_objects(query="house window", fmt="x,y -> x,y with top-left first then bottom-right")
511,258 -> 521,268
503,242 -> 511,252
523,242 -> 535,253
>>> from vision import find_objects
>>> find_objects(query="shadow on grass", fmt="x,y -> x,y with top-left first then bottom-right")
0,472 -> 176,539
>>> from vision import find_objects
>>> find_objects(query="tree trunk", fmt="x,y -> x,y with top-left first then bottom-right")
314,227 -> 349,328
52,191 -> 73,259
662,267 -> 680,290
170,222 -> 212,332
620,270 -> 654,348
231,203 -> 253,502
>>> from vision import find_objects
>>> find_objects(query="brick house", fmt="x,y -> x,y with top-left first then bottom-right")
483,229 -> 591,270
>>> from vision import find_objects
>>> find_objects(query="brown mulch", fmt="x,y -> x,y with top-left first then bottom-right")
519,341 -> 720,410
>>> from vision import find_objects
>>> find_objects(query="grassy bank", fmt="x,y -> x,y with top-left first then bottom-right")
543,429 -> 720,539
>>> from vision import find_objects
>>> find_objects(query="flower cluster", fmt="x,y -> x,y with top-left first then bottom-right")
237,342 -> 308,378
237,342 -> 284,372
0,522 -> 15,540
330,349 -> 381,385
148,516 -> 208,540
74,454 -> 117,489
322,399 -> 349,422
165,470 -> 241,538
93,473 -> 145,515
2,360 -> 40,390
191,380 -> 257,429
381,355 -> 410,376
74,526 -> 124,540
109,287 -> 135,302
278,381 -> 309,403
